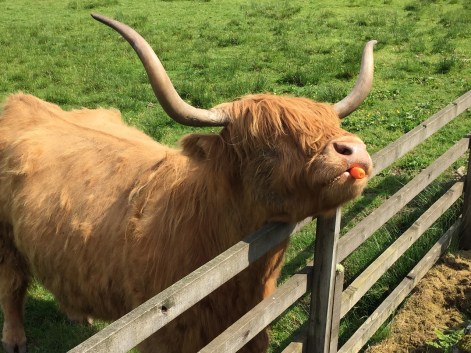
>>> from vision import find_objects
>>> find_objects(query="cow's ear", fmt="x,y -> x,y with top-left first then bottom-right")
181,134 -> 222,161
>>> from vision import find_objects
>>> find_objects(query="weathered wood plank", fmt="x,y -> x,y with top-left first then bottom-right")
341,181 -> 463,318
281,340 -> 305,353
329,265 -> 345,353
307,210 -> 341,353
371,90 -> 471,177
201,261 -> 345,353
199,264 -> 312,353
68,222 -> 299,353
337,137 -> 468,262
338,219 -> 460,353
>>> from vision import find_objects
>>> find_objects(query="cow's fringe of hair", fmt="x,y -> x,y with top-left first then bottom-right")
219,94 -> 346,157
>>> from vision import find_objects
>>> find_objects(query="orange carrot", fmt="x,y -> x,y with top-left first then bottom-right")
349,166 -> 366,179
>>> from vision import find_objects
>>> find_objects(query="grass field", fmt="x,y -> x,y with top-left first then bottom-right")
1,0 -> 470,352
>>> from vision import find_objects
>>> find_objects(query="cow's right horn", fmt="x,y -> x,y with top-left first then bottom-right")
334,40 -> 377,119
92,14 -> 229,127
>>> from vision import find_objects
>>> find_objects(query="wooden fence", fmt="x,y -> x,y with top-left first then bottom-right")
69,89 -> 471,353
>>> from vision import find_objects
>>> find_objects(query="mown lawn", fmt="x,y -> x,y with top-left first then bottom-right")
0,0 -> 470,352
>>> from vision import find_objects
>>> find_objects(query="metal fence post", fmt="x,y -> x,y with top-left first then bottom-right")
306,208 -> 341,353
460,135 -> 471,250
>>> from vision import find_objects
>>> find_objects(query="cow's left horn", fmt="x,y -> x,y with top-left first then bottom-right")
92,14 -> 229,127
334,40 -> 377,119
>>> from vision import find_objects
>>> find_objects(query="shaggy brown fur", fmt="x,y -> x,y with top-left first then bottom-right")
0,93 -> 371,353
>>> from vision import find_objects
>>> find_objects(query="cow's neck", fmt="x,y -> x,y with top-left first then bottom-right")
135,153 -> 270,254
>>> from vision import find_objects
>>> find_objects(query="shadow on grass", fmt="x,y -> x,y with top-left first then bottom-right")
0,295 -> 103,353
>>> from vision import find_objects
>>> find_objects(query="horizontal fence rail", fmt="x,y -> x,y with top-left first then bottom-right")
198,265 -> 313,353
68,222 -> 300,353
338,219 -> 461,353
337,137 -> 469,262
279,217 -> 463,353
341,180 -> 464,318
370,90 -> 471,177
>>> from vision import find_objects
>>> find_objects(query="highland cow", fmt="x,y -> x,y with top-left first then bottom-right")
0,14 -> 375,353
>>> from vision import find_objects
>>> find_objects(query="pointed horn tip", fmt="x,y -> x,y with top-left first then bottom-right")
91,13 -> 114,26
334,40 -> 378,119
90,13 -> 102,20
366,40 -> 378,49
90,13 -> 228,127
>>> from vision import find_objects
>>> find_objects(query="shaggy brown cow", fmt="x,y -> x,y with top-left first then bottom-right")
0,14 -> 375,353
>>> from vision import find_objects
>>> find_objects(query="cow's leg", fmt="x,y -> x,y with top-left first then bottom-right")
0,226 -> 29,353
0,285 -> 28,353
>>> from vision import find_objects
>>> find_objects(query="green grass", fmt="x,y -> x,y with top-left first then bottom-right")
0,0 -> 471,352
427,327 -> 466,352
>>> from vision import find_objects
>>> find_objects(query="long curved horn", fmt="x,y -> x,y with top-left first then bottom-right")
91,14 -> 229,127
334,40 -> 377,119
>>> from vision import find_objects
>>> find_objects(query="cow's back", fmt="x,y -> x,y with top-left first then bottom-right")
0,93 -> 177,319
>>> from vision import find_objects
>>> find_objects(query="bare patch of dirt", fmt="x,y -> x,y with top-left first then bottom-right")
365,251 -> 471,353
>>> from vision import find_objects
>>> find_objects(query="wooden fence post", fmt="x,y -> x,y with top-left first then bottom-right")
306,209 -> 341,353
461,135 -> 471,250
329,264 -> 345,353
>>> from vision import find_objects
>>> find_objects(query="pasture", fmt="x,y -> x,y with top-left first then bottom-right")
0,0 -> 470,352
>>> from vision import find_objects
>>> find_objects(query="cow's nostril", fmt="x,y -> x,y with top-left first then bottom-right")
333,142 -> 354,156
